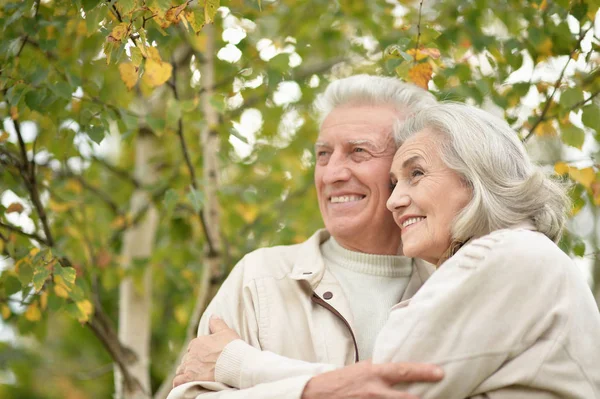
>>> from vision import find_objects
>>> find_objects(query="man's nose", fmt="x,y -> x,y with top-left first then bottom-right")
322,155 -> 351,184
386,184 -> 411,213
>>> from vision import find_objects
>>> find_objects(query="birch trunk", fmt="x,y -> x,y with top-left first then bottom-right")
115,129 -> 160,399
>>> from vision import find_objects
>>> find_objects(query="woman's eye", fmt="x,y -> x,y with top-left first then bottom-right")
389,180 -> 397,190
411,169 -> 424,178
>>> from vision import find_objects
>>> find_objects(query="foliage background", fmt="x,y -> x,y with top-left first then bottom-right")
0,0 -> 599,397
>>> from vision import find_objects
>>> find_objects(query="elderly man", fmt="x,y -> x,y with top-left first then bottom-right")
168,75 -> 441,399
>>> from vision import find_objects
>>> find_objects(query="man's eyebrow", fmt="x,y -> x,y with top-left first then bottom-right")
314,141 -> 331,149
348,139 -> 378,149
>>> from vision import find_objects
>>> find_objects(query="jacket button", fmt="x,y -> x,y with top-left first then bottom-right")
323,291 -> 333,300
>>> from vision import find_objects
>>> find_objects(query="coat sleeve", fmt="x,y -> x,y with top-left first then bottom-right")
372,232 -> 567,399
167,255 -> 338,399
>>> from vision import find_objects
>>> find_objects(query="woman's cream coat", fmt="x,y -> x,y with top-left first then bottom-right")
373,226 -> 600,398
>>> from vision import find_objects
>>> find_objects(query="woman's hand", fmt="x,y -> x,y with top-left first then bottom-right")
301,360 -> 444,399
172,316 -> 241,388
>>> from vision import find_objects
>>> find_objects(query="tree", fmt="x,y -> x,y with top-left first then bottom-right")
0,0 -> 598,397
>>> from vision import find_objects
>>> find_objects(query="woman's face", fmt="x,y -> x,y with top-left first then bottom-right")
387,128 -> 472,264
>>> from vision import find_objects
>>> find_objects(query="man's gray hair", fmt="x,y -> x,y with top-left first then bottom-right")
315,74 -> 437,126
394,102 -> 570,243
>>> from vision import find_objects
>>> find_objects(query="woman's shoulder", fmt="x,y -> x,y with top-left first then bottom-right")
456,227 -> 572,273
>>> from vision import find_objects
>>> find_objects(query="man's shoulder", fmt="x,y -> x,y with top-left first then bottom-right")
233,229 -> 328,281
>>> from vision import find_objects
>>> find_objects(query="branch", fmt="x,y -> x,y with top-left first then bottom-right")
12,119 -> 54,246
170,54 -> 216,256
91,155 -> 142,188
522,25 -> 593,143
0,221 -> 48,245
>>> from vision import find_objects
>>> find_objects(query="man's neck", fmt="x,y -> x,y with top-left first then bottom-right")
333,235 -> 401,255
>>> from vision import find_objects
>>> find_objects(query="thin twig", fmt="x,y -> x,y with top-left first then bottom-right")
414,0 -> 424,65
522,25 -> 594,143
170,56 -> 216,255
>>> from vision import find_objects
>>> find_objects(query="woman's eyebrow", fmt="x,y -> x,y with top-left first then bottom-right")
402,155 -> 424,169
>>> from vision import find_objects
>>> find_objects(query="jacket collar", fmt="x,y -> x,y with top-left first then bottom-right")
288,229 -> 435,293
288,229 -> 331,289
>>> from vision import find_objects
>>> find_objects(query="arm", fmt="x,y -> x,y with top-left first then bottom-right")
372,232 -> 564,398
168,256 -> 340,398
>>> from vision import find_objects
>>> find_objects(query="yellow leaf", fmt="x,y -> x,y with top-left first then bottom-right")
76,300 -> 93,319
535,120 -> 557,137
65,179 -> 83,194
40,291 -> 48,310
554,162 -> 569,175
109,22 -> 129,42
142,59 -> 173,88
1,304 -> 10,320
10,106 -> 19,120
0,131 -> 9,142
408,63 -> 433,89
406,48 -> 440,61
166,3 -> 188,24
54,283 -> 70,298
6,202 -> 24,214
146,46 -> 162,62
48,199 -> 74,213
536,38 -> 553,57
235,203 -> 258,223
204,0 -> 220,24
569,167 -> 595,188
25,303 -> 42,321
119,63 -> 138,90
174,304 -> 188,325
71,98 -> 81,113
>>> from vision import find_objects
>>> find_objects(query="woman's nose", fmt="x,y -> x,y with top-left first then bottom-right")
386,185 -> 411,212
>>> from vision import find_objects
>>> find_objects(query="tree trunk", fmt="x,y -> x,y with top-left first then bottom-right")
115,129 -> 160,399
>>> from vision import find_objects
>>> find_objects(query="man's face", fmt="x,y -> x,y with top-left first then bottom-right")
314,105 -> 402,254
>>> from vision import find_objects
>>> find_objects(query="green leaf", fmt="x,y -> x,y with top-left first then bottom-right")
561,123 -> 586,149
88,126 -> 105,144
25,89 -> 48,111
582,104 -> 600,132
6,84 -> 29,106
50,82 -> 73,100
117,0 -> 137,15
54,267 -> 76,286
85,5 -> 107,36
166,99 -> 182,129
32,267 -> 51,292
163,189 -> 179,215
204,0 -> 220,24
269,53 -> 290,72
573,240 -> 586,257
187,186 -> 204,213
4,275 -> 21,296
17,263 -> 33,286
130,46 -> 143,67
560,87 -> 584,110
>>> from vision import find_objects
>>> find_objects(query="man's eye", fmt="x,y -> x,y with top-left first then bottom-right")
317,151 -> 329,157
389,180 -> 397,190
353,147 -> 365,153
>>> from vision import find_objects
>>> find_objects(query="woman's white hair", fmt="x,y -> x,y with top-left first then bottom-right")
394,102 -> 570,243
315,74 -> 437,126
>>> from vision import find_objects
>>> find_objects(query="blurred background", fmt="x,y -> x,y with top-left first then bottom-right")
0,0 -> 599,397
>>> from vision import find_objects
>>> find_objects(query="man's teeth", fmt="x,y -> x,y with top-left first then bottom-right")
330,195 -> 364,203
402,217 -> 425,228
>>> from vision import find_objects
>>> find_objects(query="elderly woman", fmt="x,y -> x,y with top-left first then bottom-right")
373,102 -> 600,398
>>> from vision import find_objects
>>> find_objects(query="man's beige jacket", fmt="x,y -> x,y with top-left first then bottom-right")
167,229 -> 432,399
